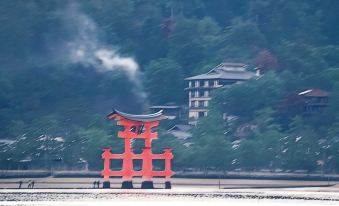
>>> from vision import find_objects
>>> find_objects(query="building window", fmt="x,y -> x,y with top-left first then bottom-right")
199,80 -> 204,87
204,91 -> 209,97
204,80 -> 209,87
189,81 -> 192,88
204,100 -> 208,107
189,91 -> 192,98
199,90 -> 204,97
199,101 -> 204,107
198,112 -> 205,118
195,81 -> 199,87
214,80 -> 218,86
195,90 -> 199,97
209,80 -> 213,87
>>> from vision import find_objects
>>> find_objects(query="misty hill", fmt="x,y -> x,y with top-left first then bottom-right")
1,0 -> 339,172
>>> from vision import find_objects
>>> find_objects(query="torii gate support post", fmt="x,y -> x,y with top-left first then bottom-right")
101,109 -> 174,189
102,148 -> 112,188
164,148 -> 173,189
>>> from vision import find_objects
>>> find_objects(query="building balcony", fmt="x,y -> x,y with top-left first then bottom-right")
305,103 -> 329,106
189,106 -> 209,110
189,96 -> 211,100
185,85 -> 222,90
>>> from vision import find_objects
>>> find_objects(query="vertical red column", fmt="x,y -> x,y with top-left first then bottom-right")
120,122 -> 134,189
102,148 -> 111,180
142,123 -> 153,182
164,149 -> 173,189
164,149 -> 173,179
141,122 -> 155,188
122,137 -> 133,181
102,148 -> 112,188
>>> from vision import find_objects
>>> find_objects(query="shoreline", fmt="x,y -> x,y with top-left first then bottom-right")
1,170 -> 339,181
0,177 -> 338,190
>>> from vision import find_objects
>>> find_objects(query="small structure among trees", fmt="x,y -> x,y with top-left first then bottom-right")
278,88 -> 330,120
298,89 -> 330,116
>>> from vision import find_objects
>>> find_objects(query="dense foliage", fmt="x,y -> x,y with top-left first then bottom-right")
1,0 -> 339,173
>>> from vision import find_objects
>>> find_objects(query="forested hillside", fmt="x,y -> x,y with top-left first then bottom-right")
1,0 -> 339,172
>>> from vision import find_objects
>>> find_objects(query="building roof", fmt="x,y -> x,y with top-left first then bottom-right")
185,62 -> 255,80
168,124 -> 192,132
167,124 -> 193,140
0,139 -> 16,145
168,130 -> 192,140
208,62 -> 248,71
107,109 -> 168,122
149,105 -> 180,109
298,89 -> 330,97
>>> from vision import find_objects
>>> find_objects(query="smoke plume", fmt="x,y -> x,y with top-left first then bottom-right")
63,4 -> 139,80
58,3 -> 148,108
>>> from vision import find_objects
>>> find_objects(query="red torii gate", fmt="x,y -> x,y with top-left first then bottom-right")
101,109 -> 174,189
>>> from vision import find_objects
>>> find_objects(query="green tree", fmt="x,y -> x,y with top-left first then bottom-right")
153,129 -> 192,169
145,58 -> 184,104
192,109 -> 232,171
279,117 -> 320,172
168,17 -> 223,74
215,72 -> 285,119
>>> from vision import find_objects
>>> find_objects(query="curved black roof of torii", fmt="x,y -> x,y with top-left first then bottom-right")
108,109 -> 168,122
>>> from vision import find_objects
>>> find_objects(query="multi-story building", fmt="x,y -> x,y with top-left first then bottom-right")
185,63 -> 256,124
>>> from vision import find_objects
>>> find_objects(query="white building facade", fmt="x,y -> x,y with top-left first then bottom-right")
185,63 -> 256,124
